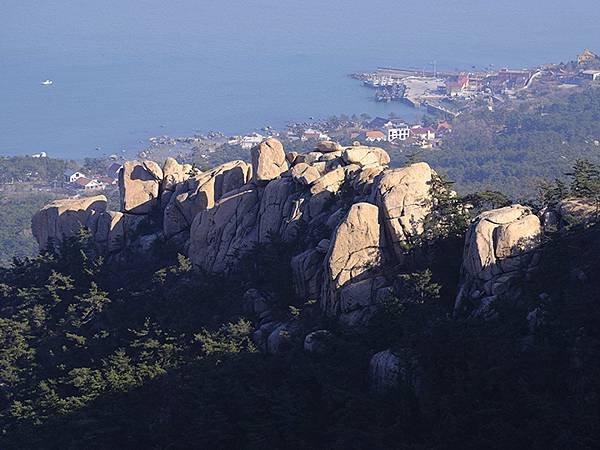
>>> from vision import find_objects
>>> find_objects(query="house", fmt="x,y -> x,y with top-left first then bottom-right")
387,125 -> 410,141
97,176 -> 117,188
106,162 -> 122,179
72,177 -> 103,190
31,152 -> 47,158
240,133 -> 265,150
436,121 -> 452,134
494,69 -> 531,88
578,48 -> 599,65
445,74 -> 470,96
64,170 -> 86,183
364,130 -> 386,142
302,128 -> 329,141
368,117 -> 393,129
582,70 -> 600,81
410,126 -> 436,141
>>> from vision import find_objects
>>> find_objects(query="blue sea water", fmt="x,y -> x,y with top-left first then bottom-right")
1,0 -> 599,158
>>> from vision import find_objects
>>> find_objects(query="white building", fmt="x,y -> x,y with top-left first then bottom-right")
364,130 -> 387,142
410,126 -> 436,141
239,133 -> 265,150
582,70 -> 600,81
387,125 -> 410,141
73,177 -> 103,190
64,170 -> 86,183
302,128 -> 330,141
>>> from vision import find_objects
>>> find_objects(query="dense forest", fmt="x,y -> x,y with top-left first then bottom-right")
1,162 -> 599,449
416,86 -> 600,198
0,192 -> 60,266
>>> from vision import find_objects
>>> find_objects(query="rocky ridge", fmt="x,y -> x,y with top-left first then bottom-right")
33,139 -> 552,364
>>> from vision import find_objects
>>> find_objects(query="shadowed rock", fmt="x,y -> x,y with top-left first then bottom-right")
119,160 -> 163,214
455,205 -> 542,318
374,162 -> 435,264
321,202 -> 385,318
32,195 -> 107,250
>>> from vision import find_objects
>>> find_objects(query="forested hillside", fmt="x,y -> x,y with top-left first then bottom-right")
1,160 -> 600,449
418,86 -> 600,198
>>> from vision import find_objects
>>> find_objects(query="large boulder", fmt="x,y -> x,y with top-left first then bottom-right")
304,330 -> 334,354
93,211 -> 146,254
342,145 -> 390,167
163,160 -> 252,238
368,349 -> 423,395
251,138 -> 288,182
161,157 -> 193,193
316,141 -> 344,153
541,198 -> 599,231
375,163 -> 435,264
455,205 -> 542,317
321,202 -> 385,317
369,350 -> 400,393
257,177 -> 302,243
32,195 -> 107,250
290,163 -> 321,186
291,248 -> 326,302
119,160 -> 163,215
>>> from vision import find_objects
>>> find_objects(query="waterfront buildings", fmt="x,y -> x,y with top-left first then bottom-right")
387,125 -> 410,141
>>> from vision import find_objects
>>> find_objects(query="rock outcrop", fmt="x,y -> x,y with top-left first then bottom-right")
455,205 -> 542,318
251,138 -> 288,182
374,162 -> 435,263
540,198 -> 599,231
119,160 -> 163,214
32,195 -> 107,250
162,160 -> 252,239
321,202 -> 386,324
33,139 -> 442,326
368,349 -> 423,395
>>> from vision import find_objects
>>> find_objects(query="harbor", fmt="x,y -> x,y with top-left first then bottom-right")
351,49 -> 600,116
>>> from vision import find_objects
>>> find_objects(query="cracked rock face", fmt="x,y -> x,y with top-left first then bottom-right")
251,138 -> 289,182
374,163 -> 435,264
188,186 -> 261,274
455,205 -> 542,317
321,202 -> 384,318
163,160 -> 252,239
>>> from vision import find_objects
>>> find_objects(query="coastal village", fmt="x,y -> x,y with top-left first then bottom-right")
5,49 -> 599,196
352,49 -> 600,115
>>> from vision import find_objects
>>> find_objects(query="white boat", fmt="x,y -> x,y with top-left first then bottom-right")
41,79 -> 53,86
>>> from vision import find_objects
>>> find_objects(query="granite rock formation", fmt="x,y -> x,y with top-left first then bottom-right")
454,205 -> 542,318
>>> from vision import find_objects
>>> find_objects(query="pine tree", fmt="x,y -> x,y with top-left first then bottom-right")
567,159 -> 600,199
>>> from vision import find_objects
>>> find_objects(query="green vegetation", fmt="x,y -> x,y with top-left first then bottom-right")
0,192 -> 61,266
0,194 -> 599,448
2,90 -> 600,447
0,156 -> 73,184
413,86 -> 600,198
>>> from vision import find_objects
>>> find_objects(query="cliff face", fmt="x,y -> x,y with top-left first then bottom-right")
31,139 -> 543,327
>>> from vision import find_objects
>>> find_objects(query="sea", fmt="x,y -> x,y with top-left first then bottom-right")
1,0 -> 599,159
